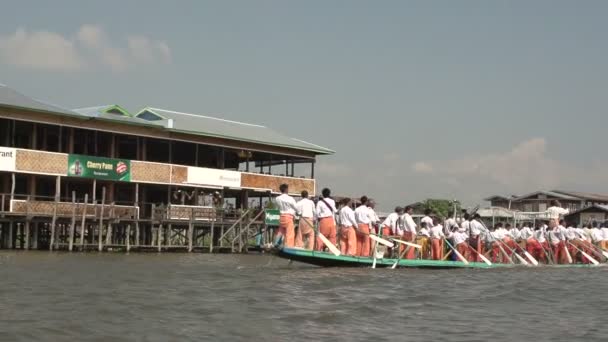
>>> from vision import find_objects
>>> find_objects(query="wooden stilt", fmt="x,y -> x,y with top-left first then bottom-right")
134,221 -> 140,248
98,187 -> 106,252
209,221 -> 214,253
126,224 -> 131,252
49,176 -> 60,251
8,220 -> 14,249
80,194 -> 88,249
32,222 -> 38,249
105,203 -> 114,246
134,183 -> 139,248
24,220 -> 30,250
188,208 -> 194,252
157,224 -> 162,252
68,191 -> 76,251
167,224 -> 172,247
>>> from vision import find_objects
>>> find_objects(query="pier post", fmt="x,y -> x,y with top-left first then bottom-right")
32,222 -> 38,249
8,221 -> 14,249
69,191 -> 76,251
209,221 -> 214,253
157,224 -> 162,252
188,208 -> 194,252
98,187 -> 106,252
134,183 -> 140,248
49,176 -> 60,251
126,224 -> 131,252
80,194 -> 88,249
24,220 -> 30,250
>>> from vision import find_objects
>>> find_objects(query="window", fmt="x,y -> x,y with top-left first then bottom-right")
106,108 -> 126,116
137,110 -> 163,121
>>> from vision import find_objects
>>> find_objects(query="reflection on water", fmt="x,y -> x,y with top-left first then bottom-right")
1,251 -> 607,341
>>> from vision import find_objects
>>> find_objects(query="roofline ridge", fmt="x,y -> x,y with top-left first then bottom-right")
147,107 -> 266,128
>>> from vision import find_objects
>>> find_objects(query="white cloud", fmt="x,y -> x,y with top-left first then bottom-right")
0,28 -> 85,70
0,25 -> 171,71
412,161 -> 434,174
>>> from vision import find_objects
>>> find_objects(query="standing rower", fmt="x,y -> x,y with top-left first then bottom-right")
355,196 -> 372,257
295,190 -> 316,250
337,198 -> 358,256
447,225 -> 470,261
546,200 -> 569,220
421,209 -> 433,230
469,214 -> 483,262
548,219 -> 567,264
315,188 -> 337,251
401,206 -> 418,259
274,184 -> 298,247
417,222 -> 431,259
381,207 -> 404,237
429,220 -> 446,260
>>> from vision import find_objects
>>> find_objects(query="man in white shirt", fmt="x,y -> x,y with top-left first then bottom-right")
367,199 -> 380,234
417,222 -> 431,259
428,221 -> 446,260
381,207 -> 404,237
444,211 -> 457,235
601,223 -> 608,251
546,200 -> 569,220
354,196 -> 372,257
274,184 -> 298,247
400,206 -> 418,259
338,198 -> 358,256
469,214 -> 484,262
421,209 -> 433,231
295,190 -> 316,250
447,225 -> 470,261
315,188 -> 337,251
548,219 -> 567,264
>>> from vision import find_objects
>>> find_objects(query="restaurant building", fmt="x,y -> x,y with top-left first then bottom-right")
0,84 -> 333,252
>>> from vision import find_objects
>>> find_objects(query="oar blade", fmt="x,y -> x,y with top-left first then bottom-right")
524,251 -> 539,266
318,233 -> 340,256
370,234 -> 395,248
602,251 -> 608,260
478,254 -> 492,266
581,251 -> 600,265
454,250 -> 469,265
514,253 -> 529,265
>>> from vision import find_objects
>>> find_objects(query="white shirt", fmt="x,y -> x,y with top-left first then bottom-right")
510,228 -> 521,240
565,227 -> 578,241
316,197 -> 337,219
534,229 -> 547,243
444,217 -> 457,234
469,220 -> 483,236
448,230 -> 468,245
575,228 -> 588,240
430,224 -> 445,239
338,206 -> 358,228
418,227 -> 430,237
461,220 -> 470,234
546,206 -> 569,220
367,208 -> 380,225
382,213 -> 400,235
275,194 -> 297,216
421,216 -> 433,229
402,213 -> 418,234
519,226 -> 534,240
548,227 -> 565,245
591,228 -> 603,242
601,227 -> 608,241
354,205 -> 371,225
296,198 -> 316,219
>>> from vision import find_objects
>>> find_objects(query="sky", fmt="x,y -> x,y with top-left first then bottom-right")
1,0 -> 608,209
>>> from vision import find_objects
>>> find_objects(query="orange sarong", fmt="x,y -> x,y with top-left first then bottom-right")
356,223 -> 371,257
295,217 -> 315,250
278,214 -> 295,247
340,226 -> 357,256
401,232 -> 416,259
317,217 -> 337,251
431,238 -> 443,260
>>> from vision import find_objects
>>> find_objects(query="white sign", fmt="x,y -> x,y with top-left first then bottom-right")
0,147 -> 16,172
187,167 -> 242,188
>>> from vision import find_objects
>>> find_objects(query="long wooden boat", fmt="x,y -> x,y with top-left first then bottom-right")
275,247 -> 599,268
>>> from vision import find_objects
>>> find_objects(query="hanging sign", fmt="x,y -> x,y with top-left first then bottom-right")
0,147 -> 16,172
67,154 -> 131,181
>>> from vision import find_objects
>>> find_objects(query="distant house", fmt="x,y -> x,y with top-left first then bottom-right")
565,205 -> 608,227
484,190 -> 608,213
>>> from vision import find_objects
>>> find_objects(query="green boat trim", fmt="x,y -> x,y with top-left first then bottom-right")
276,247 -> 601,269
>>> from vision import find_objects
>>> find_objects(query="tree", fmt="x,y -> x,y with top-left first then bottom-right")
421,199 -> 461,219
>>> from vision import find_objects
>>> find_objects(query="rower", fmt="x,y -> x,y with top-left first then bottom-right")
444,211 -> 457,234
367,199 -> 380,235
274,183 -> 298,247
601,223 -> 608,251
503,223 -> 519,255
429,219 -> 445,260
469,214 -> 483,262
354,196 -> 372,257
417,222 -> 431,259
337,198 -> 358,256
401,206 -> 418,259
519,223 -> 534,251
548,219 -> 567,264
315,188 -> 337,251
421,209 -> 433,230
591,224 -> 603,248
447,225 -> 470,261
381,207 -> 403,237
546,200 -> 569,220
295,190 -> 316,250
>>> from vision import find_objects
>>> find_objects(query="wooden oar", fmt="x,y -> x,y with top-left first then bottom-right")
477,221 -> 526,265
579,239 -> 608,260
391,238 -> 422,249
369,234 -> 395,248
391,245 -> 411,269
467,244 -> 492,266
371,239 -> 378,269
300,217 -> 340,256
443,239 -> 469,265
563,241 -> 573,264
568,241 -> 599,265
591,241 -> 608,259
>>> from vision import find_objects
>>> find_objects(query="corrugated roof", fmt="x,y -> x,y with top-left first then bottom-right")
138,107 -> 334,155
0,84 -> 79,117
565,204 -> 608,216
0,84 -> 333,155
514,190 -> 580,201
552,190 -> 608,203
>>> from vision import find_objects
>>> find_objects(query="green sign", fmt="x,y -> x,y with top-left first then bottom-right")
68,154 -> 131,182
264,209 -> 280,226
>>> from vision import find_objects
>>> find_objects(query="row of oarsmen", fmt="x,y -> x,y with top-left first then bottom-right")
272,185 -> 608,263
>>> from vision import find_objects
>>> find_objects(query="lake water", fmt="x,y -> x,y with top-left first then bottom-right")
1,251 -> 607,341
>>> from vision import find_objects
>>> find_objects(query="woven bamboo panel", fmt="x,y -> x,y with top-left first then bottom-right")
131,161 -> 171,183
171,165 -> 188,184
16,150 -> 67,175
167,206 -> 217,221
241,173 -> 315,194
11,200 -> 137,219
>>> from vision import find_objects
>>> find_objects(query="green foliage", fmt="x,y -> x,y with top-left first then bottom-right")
421,199 -> 461,220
